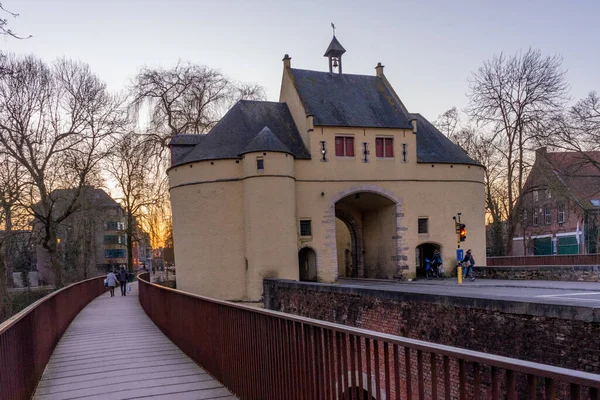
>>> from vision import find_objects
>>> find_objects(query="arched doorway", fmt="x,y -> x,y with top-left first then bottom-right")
342,387 -> 377,400
416,242 -> 441,279
298,247 -> 317,281
335,191 -> 398,279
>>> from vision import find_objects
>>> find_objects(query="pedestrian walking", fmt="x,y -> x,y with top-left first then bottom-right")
462,249 -> 475,282
118,266 -> 128,296
106,270 -> 118,297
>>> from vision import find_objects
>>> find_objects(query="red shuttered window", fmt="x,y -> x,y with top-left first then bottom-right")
335,136 -> 354,157
376,137 -> 394,158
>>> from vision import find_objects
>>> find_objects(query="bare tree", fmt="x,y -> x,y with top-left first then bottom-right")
130,61 -> 265,148
0,2 -> 30,39
466,49 -> 569,254
435,107 -> 460,142
0,55 -> 126,286
106,132 -> 161,272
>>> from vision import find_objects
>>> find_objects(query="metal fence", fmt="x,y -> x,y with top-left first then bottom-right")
0,276 -> 105,400
138,273 -> 600,399
487,254 -> 600,266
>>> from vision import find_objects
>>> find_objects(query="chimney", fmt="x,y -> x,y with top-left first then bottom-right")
282,54 -> 291,69
375,62 -> 385,78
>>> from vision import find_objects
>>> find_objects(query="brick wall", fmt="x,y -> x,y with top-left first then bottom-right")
475,265 -> 600,281
264,279 -> 600,374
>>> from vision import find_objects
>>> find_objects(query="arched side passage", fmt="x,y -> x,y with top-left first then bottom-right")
298,247 -> 317,281
415,242 -> 443,279
322,184 -> 408,282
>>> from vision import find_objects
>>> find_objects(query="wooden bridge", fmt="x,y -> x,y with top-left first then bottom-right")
1,273 -> 599,400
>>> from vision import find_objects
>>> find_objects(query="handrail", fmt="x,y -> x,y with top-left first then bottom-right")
138,273 -> 600,399
0,276 -> 106,400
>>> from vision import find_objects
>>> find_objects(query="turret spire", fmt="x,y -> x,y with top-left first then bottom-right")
324,25 -> 346,74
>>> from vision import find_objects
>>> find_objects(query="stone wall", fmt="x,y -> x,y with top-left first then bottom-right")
263,279 -> 600,373
475,265 -> 600,282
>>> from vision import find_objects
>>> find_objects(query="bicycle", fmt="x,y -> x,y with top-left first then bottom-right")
427,261 -> 445,280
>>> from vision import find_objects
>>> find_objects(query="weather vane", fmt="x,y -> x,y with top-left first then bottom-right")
331,22 -> 336,36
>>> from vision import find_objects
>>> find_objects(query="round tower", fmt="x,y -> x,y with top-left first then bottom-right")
241,126 -> 298,301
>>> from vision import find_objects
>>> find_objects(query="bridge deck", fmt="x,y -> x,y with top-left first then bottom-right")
33,283 -> 235,400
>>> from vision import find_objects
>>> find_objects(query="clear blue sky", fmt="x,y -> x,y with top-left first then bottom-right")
3,0 -> 599,123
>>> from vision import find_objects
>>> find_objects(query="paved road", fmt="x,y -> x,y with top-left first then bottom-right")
337,278 -> 600,308
33,283 -> 235,400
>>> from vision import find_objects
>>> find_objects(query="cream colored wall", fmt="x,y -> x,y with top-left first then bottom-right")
242,151 -> 298,300
294,178 -> 485,281
279,67 -> 309,150
335,218 -> 352,277
170,174 -> 247,300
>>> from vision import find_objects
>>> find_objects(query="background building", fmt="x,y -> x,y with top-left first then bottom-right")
512,148 -> 600,255
35,186 -> 152,283
169,37 -> 486,301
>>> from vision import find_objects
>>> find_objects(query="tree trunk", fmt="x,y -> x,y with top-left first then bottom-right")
127,213 -> 134,273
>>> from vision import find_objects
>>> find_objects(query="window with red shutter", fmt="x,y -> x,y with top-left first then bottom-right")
335,137 -> 344,156
335,136 -> 354,157
345,137 -> 354,157
376,137 -> 394,158
384,138 -> 393,157
375,138 -> 383,158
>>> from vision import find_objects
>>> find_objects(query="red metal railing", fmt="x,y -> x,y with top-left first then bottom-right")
487,254 -> 600,266
0,276 -> 105,400
138,273 -> 600,399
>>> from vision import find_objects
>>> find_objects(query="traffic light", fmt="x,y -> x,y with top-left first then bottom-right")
459,224 -> 467,242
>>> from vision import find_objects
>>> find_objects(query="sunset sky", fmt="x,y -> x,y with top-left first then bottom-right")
3,0 -> 599,126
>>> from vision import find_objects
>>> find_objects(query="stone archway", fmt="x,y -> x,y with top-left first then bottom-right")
321,185 -> 407,282
298,247 -> 317,281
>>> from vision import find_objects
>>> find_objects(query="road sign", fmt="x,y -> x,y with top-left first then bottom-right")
456,249 -> 464,262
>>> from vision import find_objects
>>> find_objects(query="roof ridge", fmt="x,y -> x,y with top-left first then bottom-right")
289,67 -> 380,79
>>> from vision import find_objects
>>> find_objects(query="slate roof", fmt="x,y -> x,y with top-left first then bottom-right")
240,126 -> 293,155
169,134 -> 205,146
411,113 -> 480,166
323,36 -> 346,57
288,68 -> 414,129
175,100 -> 310,165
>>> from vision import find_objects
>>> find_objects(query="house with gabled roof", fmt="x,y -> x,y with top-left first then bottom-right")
168,35 -> 485,301
512,147 -> 600,256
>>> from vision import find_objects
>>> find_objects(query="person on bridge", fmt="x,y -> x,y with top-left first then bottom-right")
118,266 -> 128,296
106,270 -> 118,297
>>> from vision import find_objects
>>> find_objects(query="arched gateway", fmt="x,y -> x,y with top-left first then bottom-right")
323,185 -> 407,281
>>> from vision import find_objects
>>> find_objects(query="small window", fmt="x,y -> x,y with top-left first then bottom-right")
375,138 -> 394,158
522,209 -> 527,226
533,190 -> 539,202
544,206 -> 551,225
558,204 -> 565,224
533,209 -> 539,226
402,144 -> 408,162
335,136 -> 355,157
547,190 -> 552,199
418,218 -> 428,234
257,158 -> 264,171
300,220 -> 312,237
